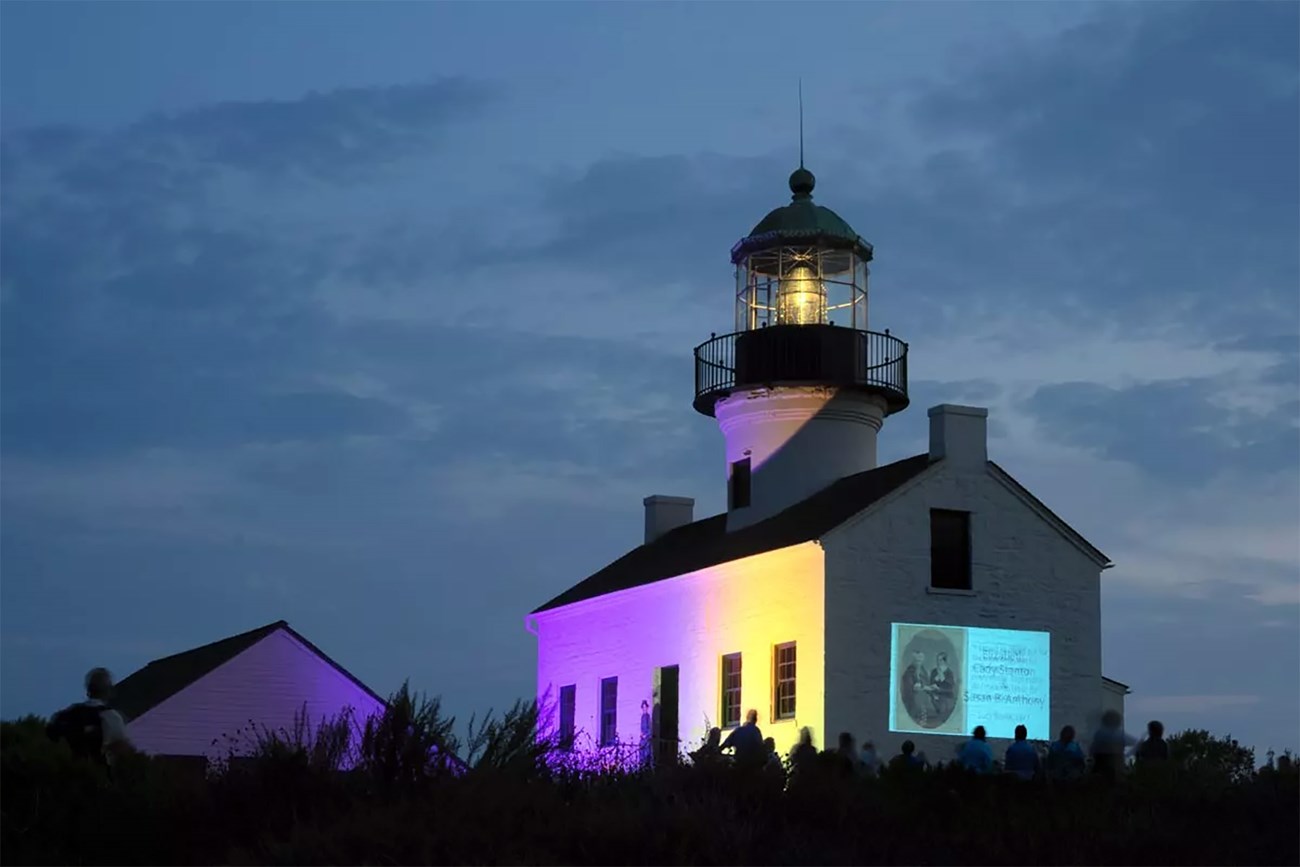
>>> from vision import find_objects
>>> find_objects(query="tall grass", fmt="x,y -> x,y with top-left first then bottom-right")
2,691 -> 1295,866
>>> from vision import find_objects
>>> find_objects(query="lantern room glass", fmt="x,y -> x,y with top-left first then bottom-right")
734,245 -> 869,332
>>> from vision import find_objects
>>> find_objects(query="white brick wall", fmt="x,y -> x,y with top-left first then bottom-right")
127,628 -> 386,762
821,458 -> 1105,763
533,542 -> 825,758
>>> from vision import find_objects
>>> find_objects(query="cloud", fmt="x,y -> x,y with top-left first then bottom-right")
1,3 -> 1296,758
1129,694 -> 1261,715
0,79 -> 504,463
3,78 -> 498,185
1023,376 -> 1298,483
890,3 -> 1299,334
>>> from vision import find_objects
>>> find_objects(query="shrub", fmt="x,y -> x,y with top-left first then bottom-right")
4,697 -> 1297,866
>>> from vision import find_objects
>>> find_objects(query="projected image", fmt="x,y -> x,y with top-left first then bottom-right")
889,623 -> 1050,740
894,624 -> 967,734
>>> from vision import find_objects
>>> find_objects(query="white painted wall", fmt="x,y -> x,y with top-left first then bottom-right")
717,386 -> 888,530
534,543 -> 825,759
821,458 -> 1106,764
127,628 -> 386,762
1101,679 -> 1129,728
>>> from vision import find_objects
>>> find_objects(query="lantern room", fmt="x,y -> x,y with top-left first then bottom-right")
693,165 -> 910,418
731,166 -> 871,331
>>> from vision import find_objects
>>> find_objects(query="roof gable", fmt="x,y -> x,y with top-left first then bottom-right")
986,462 -> 1112,568
114,620 -> 386,721
532,453 -> 935,614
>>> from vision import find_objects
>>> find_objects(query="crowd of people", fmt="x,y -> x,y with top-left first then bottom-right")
690,707 -> 1181,784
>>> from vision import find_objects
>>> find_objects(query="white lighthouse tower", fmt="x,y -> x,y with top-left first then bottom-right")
692,163 -> 910,530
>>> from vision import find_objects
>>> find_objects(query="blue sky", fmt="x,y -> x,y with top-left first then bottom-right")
2,1 -> 1297,755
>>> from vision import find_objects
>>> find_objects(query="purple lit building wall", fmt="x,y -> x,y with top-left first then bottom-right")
124,624 -> 386,763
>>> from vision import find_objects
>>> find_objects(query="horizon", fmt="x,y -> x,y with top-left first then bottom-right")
1,1 -> 1297,758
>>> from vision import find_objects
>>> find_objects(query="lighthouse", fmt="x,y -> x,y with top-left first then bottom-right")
529,161 -> 1119,765
693,164 -> 909,529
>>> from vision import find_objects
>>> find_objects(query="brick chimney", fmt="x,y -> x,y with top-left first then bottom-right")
928,404 -> 989,469
643,495 -> 694,544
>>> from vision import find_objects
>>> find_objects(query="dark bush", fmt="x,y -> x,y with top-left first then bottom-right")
4,696 -> 1296,866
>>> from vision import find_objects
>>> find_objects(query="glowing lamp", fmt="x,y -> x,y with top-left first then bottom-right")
775,264 -> 827,326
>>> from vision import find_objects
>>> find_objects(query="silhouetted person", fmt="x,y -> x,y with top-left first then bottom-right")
1004,724 -> 1040,781
1047,725 -> 1086,782
1090,710 -> 1136,780
1135,719 -> 1169,763
834,731 -> 860,777
957,725 -> 993,774
790,727 -> 818,778
859,739 -> 882,777
691,727 -> 723,766
762,736 -> 785,785
889,739 -> 927,772
720,709 -> 764,769
47,667 -> 131,768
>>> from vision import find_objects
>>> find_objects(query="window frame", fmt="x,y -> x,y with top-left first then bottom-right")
930,508 -> 973,591
598,676 -> 619,747
773,641 -> 797,721
720,652 -> 742,729
558,684 -> 576,751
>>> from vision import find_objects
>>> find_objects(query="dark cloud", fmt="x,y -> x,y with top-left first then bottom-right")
485,3 -> 1299,344
507,152 -> 790,284
2,78 -> 498,184
1,5 -> 1296,758
1024,378 -> 1298,482
1216,334 -> 1300,356
1,79 -> 502,461
903,2 -> 1298,331
1104,578 -> 1299,753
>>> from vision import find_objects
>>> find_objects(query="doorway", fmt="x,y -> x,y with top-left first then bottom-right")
653,665 -> 680,766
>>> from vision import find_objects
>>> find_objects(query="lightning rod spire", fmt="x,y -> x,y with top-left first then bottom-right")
798,79 -> 805,168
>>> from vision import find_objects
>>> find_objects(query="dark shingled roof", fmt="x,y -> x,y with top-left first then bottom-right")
114,620 -> 386,722
532,452 -> 935,614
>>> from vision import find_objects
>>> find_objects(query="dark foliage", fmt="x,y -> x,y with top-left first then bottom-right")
2,700 -> 1296,866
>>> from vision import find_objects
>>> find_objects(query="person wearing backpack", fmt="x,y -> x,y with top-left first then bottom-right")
47,667 -> 132,767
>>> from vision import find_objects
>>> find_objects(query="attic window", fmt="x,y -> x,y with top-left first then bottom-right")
930,509 -> 972,590
729,458 -> 752,510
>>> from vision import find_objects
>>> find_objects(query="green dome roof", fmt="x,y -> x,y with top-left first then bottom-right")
731,167 -> 873,264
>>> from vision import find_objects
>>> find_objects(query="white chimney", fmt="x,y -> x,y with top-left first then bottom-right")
928,404 -> 989,469
643,495 -> 694,545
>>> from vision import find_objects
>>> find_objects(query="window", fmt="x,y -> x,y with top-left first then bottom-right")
930,509 -> 972,590
558,684 -> 576,750
774,642 -> 797,720
721,653 -> 742,728
729,458 -> 751,509
599,676 -> 618,747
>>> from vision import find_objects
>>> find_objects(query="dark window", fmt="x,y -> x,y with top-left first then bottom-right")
558,684 -> 576,750
599,677 -> 618,746
729,458 -> 752,509
721,653 -> 742,728
930,509 -> 973,590
774,642 -> 797,720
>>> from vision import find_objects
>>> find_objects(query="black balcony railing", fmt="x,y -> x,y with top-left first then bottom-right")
693,325 -> 909,416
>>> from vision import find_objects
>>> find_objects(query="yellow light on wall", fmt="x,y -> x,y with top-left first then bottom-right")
775,265 -> 827,325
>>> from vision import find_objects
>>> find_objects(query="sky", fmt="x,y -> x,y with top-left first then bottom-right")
2,1 -> 1297,756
